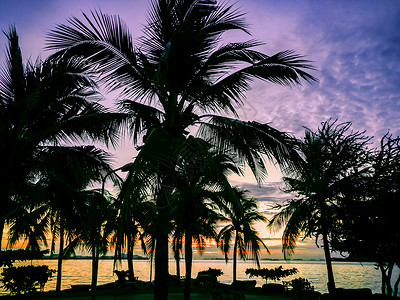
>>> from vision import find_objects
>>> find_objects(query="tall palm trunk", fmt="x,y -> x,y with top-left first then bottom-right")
378,262 -> 394,295
233,231 -> 239,284
56,217 -> 64,293
184,228 -> 193,300
91,248 -> 97,296
154,206 -> 169,300
393,268 -> 400,297
386,264 -> 394,296
91,227 -> 101,300
149,250 -> 154,282
0,219 -> 4,251
127,236 -> 136,289
174,240 -> 181,286
154,168 -> 174,300
322,231 -> 336,298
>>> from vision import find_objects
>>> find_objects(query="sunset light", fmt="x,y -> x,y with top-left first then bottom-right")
0,0 -> 399,299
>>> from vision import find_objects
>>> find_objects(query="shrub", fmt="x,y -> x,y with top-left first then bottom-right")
0,265 -> 56,294
290,277 -> 314,291
198,268 -> 224,278
114,270 -> 129,283
245,266 -> 298,284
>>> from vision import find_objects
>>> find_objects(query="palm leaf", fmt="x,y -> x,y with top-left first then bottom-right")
198,115 -> 301,183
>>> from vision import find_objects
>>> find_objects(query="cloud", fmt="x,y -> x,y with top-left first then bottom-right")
232,0 -> 400,146
297,1 -> 400,141
234,182 -> 288,202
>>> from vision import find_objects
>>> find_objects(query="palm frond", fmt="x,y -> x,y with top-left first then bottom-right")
198,116 -> 301,183
118,100 -> 164,144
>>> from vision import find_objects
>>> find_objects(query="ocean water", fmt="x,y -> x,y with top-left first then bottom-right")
2,259 -> 399,295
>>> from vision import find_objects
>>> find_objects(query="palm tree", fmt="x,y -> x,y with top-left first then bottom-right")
171,140 -> 250,299
6,203 -> 50,252
0,26 -> 123,253
64,189 -> 118,292
171,184 -> 223,300
269,119 -> 370,297
47,1 -> 316,298
113,189 -> 145,289
172,229 -> 183,286
217,187 -> 268,284
38,145 -> 117,292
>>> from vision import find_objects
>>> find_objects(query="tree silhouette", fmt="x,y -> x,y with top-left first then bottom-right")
270,119 -> 370,297
0,26 -> 122,254
47,1 -> 315,298
331,133 -> 400,296
218,187 -> 268,284
38,146 -> 117,292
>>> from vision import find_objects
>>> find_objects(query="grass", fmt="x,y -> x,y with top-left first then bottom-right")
29,295 -> 305,300
1,283 -> 320,300
3,286 -> 319,300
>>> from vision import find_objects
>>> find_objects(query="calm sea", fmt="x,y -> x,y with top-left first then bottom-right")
3,259 -> 399,295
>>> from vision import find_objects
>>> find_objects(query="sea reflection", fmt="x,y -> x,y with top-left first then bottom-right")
2,259 -> 397,295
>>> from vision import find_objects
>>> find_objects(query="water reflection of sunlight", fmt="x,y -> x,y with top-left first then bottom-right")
5,259 -> 397,295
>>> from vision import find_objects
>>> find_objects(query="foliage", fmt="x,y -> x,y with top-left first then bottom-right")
0,25 -> 121,227
269,119 -> 371,294
270,119 -> 371,257
245,266 -> 298,284
0,25 -> 122,294
289,277 -> 314,291
217,187 -> 269,283
47,0 -> 315,299
198,268 -> 224,278
0,265 -> 56,294
331,133 -> 400,296
114,270 -> 130,284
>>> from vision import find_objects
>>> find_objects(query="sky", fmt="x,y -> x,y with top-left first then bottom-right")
1,0 -> 400,260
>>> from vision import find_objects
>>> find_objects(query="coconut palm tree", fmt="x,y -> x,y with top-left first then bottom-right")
172,139 -> 250,299
0,26 -> 123,253
113,188 -> 146,289
63,189 -> 119,292
171,183 -> 223,300
46,1 -> 316,298
269,119 -> 370,297
6,203 -> 50,252
217,187 -> 268,284
38,145 -> 117,292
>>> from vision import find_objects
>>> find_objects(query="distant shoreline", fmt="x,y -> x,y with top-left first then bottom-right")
33,256 -> 374,263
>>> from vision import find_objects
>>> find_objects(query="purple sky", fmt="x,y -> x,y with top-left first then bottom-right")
1,0 -> 400,259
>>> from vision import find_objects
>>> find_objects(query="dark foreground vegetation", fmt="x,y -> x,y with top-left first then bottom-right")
0,272 -> 398,300
1,0 -> 399,299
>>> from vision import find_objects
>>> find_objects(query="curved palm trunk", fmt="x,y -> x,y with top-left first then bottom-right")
56,218 -> 64,293
322,231 -> 336,298
184,228 -> 193,300
233,231 -> 238,285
